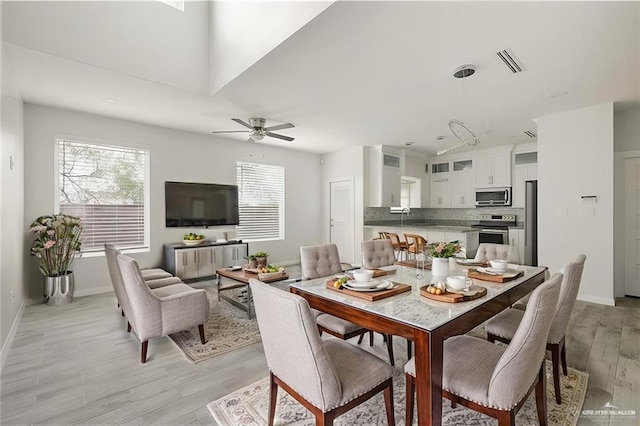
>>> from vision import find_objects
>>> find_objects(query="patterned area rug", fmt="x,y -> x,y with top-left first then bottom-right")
169,285 -> 262,363
208,361 -> 587,426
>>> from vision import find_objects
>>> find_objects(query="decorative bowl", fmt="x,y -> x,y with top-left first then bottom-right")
352,269 -> 374,282
183,239 -> 206,246
446,275 -> 468,291
489,259 -> 508,271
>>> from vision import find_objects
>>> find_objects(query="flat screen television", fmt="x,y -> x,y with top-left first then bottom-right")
165,181 -> 239,227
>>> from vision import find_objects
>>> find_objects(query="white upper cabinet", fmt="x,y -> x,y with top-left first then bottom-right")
429,161 -> 451,207
512,149 -> 538,207
403,154 -> 428,208
475,152 -> 511,188
366,145 -> 401,207
450,159 -> 475,208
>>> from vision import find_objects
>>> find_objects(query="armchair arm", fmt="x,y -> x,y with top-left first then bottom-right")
159,289 -> 209,335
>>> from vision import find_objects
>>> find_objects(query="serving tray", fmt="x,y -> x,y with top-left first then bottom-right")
394,259 -> 432,270
326,280 -> 411,302
419,285 -> 487,303
467,268 -> 523,283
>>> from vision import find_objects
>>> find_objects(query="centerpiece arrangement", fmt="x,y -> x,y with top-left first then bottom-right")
427,240 -> 462,278
29,214 -> 83,305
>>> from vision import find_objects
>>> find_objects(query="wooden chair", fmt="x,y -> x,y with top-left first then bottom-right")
405,273 -> 563,426
403,233 -> 427,259
485,255 -> 586,404
385,232 -> 409,260
250,279 -> 394,426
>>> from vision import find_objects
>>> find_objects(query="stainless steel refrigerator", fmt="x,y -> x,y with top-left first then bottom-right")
524,180 -> 538,266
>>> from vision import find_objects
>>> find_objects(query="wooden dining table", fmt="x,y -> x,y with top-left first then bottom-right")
289,263 -> 547,426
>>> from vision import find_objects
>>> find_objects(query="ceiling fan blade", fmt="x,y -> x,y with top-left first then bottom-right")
264,123 -> 294,132
265,132 -> 294,142
231,118 -> 253,129
211,130 -> 250,134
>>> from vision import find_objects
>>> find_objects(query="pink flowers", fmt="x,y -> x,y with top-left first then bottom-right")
29,214 -> 82,276
427,240 -> 462,258
43,240 -> 56,249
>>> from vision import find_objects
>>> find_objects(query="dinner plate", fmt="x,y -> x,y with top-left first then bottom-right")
477,267 -> 506,275
346,279 -> 381,288
343,281 -> 393,292
378,265 -> 398,272
456,259 -> 480,265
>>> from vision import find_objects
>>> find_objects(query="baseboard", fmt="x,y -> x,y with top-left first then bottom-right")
0,301 -> 26,373
74,286 -> 114,298
577,294 -> 616,306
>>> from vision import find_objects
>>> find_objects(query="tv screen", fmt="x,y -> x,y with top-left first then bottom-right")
165,181 -> 239,227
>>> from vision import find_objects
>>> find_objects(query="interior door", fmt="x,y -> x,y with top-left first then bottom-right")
625,157 -> 640,296
329,178 -> 354,264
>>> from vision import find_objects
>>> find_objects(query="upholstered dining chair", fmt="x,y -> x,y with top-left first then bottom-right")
485,255 -> 586,404
473,243 -> 520,264
403,233 -> 427,259
249,279 -> 395,426
117,254 -> 209,363
105,244 -> 182,319
404,273 -> 563,426
361,239 -> 396,269
299,244 -> 373,345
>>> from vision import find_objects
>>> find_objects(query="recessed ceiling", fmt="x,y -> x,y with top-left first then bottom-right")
2,1 -> 639,155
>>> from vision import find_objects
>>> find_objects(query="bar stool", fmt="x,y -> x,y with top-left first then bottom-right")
404,233 -> 427,259
385,232 -> 408,261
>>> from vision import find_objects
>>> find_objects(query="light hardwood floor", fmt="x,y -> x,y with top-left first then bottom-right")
1,278 -> 638,425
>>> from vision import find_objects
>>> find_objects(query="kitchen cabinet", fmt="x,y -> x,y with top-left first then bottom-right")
475,152 -> 511,188
367,146 -> 401,207
429,161 -> 451,207
450,159 -> 475,208
512,165 -> 537,207
508,228 -> 524,264
164,242 -> 248,281
403,154 -> 428,207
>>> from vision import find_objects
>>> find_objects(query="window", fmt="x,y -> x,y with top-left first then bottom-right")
236,161 -> 284,241
56,139 -> 149,252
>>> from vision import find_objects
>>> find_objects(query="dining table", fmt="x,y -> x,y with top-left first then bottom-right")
289,263 -> 547,426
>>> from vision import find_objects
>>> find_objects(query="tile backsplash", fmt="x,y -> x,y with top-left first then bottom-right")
364,207 -> 524,225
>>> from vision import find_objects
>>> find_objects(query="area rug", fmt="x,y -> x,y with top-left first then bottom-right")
207,359 -> 588,426
169,286 -> 262,363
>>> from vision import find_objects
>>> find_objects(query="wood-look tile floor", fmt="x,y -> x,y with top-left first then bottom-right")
1,276 -> 638,425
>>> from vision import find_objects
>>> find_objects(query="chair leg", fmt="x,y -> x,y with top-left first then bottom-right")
127,322 -> 131,332
141,341 -> 148,363
487,333 -> 496,343
407,340 -> 413,359
384,379 -> 394,426
535,362 -> 548,426
550,344 -> 562,404
198,324 -> 206,344
317,411 -> 334,426
496,410 -> 516,426
405,373 -> 415,426
385,334 -> 395,366
369,330 -> 374,346
357,333 -> 364,344
268,372 -> 278,426
560,342 -> 568,376
121,309 -> 125,317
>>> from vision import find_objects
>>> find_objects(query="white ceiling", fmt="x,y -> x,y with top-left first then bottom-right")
3,1 -> 639,155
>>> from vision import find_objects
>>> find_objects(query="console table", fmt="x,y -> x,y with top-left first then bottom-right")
163,241 -> 248,281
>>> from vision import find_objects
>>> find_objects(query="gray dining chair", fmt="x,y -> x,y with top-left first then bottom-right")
485,254 -> 586,404
404,273 -> 563,426
473,243 -> 520,263
361,239 -> 396,269
117,254 -> 209,363
249,279 -> 395,426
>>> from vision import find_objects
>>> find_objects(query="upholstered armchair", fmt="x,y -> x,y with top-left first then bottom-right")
117,254 -> 209,363
249,279 -> 395,426
405,273 -> 563,426
473,243 -> 520,263
486,254 -> 586,403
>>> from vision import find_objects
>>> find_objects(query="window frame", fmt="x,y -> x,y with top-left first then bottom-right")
54,135 -> 151,255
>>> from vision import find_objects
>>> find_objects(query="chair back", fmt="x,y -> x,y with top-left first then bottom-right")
386,232 -> 404,249
117,254 -> 162,341
548,255 -> 586,343
249,279 -> 342,410
474,243 -> 519,263
105,244 -> 129,313
300,243 -> 343,279
404,233 -> 427,254
488,272 -> 562,408
361,239 -> 396,268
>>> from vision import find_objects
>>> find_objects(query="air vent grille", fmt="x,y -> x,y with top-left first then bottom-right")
497,49 -> 525,73
524,130 -> 536,138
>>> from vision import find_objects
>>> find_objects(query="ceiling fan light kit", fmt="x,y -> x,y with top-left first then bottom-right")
212,117 -> 295,142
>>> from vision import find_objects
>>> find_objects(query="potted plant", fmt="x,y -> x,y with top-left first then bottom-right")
427,240 -> 461,278
247,254 -> 258,269
29,214 -> 83,305
254,251 -> 268,269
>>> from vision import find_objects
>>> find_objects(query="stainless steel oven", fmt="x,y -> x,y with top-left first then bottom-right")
472,214 -> 516,245
477,228 -> 509,245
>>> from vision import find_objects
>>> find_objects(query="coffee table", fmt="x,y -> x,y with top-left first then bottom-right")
216,268 -> 290,319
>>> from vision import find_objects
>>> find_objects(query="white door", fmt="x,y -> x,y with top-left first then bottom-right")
625,157 -> 640,296
330,179 -> 354,264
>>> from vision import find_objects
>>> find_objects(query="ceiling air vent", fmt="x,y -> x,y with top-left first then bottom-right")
524,130 -> 536,138
496,49 -> 525,73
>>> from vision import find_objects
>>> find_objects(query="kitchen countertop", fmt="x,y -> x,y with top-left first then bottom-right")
363,222 -> 478,233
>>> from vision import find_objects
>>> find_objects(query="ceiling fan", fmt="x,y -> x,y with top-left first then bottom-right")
212,117 -> 295,142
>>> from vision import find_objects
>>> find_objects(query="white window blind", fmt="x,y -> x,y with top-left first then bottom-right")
236,161 -> 284,241
56,139 -> 149,252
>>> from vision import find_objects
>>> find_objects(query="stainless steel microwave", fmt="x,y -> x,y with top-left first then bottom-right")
475,187 -> 511,207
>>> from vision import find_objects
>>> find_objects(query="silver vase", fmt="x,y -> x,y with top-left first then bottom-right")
45,271 -> 74,305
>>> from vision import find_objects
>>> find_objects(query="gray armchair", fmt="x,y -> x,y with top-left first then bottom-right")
405,273 -> 562,426
485,254 -> 586,403
473,243 -> 519,263
249,279 -> 394,426
117,254 -> 209,363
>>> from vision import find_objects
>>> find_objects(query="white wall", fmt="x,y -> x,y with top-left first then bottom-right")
23,104 -> 322,300
537,103 -> 614,305
614,108 -> 640,152
3,1 -> 210,94
321,146 -> 365,265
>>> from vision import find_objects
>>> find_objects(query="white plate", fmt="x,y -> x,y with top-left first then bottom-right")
378,265 -> 398,272
457,259 -> 481,265
344,281 -> 393,292
477,267 -> 506,275
346,279 -> 381,288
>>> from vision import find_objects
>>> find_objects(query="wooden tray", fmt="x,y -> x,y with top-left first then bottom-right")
363,268 -> 391,278
394,259 -> 432,270
467,268 -> 523,283
420,285 -> 487,303
326,280 -> 411,302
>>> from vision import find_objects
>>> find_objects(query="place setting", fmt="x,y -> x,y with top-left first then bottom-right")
467,259 -> 524,283
326,269 -> 411,301
420,275 -> 487,303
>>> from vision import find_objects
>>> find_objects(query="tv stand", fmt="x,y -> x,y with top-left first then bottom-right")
163,241 -> 248,281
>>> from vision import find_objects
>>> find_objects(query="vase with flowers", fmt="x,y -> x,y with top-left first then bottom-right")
427,240 -> 461,278
29,214 -> 83,305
